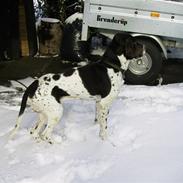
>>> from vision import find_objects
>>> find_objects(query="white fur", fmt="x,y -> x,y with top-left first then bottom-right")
118,54 -> 130,71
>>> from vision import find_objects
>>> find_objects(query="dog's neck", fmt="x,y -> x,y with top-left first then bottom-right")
101,48 -> 129,72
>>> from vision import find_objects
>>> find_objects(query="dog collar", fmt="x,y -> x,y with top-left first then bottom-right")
103,60 -> 126,74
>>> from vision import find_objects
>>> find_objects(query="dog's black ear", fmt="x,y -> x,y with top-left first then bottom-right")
110,33 -> 131,55
124,36 -> 144,59
124,36 -> 135,58
113,33 -> 133,46
125,36 -> 135,48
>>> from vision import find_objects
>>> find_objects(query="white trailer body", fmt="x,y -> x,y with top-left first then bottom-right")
81,0 -> 183,84
82,0 -> 183,40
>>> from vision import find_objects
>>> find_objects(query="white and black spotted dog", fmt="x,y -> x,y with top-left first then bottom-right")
10,33 -> 144,143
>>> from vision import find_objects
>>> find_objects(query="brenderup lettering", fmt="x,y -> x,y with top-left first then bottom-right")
97,15 -> 127,25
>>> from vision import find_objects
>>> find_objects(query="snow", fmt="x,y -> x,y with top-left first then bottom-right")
1,79 -> 183,183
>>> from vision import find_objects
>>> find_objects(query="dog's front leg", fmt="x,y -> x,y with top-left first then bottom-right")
95,101 -> 100,124
98,104 -> 109,140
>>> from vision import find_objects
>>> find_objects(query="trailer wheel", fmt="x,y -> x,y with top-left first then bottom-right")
125,39 -> 163,85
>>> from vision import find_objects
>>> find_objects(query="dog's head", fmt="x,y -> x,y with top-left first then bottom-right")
111,33 -> 144,60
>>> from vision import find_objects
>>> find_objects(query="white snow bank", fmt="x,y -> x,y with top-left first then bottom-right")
1,82 -> 183,183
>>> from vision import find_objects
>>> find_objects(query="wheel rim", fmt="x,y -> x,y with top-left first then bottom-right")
128,53 -> 152,75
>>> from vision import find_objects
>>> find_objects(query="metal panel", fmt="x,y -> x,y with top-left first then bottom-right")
82,0 -> 183,39
90,0 -> 183,15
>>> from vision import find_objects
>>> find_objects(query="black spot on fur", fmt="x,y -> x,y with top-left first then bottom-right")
78,63 -> 111,98
34,125 -> 38,130
44,76 -> 48,81
52,74 -> 60,80
44,76 -> 51,82
51,86 -> 69,103
63,69 -> 75,77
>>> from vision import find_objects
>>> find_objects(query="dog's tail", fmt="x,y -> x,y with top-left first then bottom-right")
9,80 -> 39,139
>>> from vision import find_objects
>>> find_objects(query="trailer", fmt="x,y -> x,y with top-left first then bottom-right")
81,0 -> 183,84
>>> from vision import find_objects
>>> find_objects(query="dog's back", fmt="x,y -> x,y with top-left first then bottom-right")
35,61 -> 113,100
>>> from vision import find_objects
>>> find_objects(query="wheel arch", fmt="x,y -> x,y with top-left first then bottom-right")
131,33 -> 167,59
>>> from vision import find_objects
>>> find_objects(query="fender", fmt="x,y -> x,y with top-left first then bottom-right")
131,33 -> 167,59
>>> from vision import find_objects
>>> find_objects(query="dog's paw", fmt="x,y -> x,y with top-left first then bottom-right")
30,130 -> 41,143
30,128 -> 35,135
99,130 -> 107,140
40,134 -> 55,144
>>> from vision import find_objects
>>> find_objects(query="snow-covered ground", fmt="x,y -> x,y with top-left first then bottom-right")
1,79 -> 183,183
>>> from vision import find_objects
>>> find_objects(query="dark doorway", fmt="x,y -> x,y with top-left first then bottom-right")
0,0 -> 20,60
0,0 -> 37,61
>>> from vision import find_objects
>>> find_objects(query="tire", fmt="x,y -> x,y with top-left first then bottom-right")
125,39 -> 163,85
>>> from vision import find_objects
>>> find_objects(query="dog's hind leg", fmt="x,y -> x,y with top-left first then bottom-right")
30,113 -> 47,141
41,105 -> 63,144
